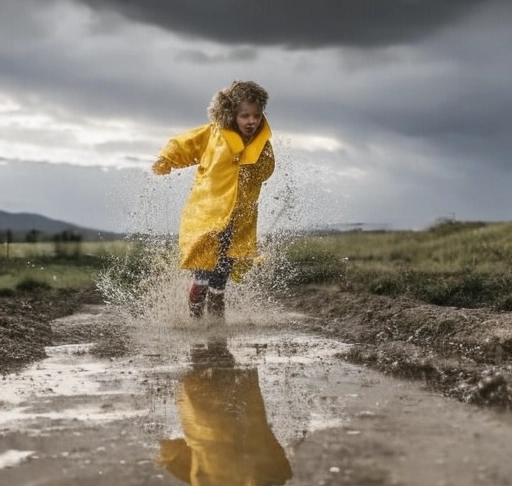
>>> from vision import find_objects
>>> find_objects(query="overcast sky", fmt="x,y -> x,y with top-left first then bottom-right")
0,0 -> 511,234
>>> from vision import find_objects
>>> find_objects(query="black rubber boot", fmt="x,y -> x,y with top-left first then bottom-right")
206,289 -> 225,322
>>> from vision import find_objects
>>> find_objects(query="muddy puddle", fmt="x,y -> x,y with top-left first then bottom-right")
2,308 -> 512,485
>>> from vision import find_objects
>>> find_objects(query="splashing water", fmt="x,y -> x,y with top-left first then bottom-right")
98,136 -> 315,356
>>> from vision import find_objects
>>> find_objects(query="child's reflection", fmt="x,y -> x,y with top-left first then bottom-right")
159,339 -> 292,485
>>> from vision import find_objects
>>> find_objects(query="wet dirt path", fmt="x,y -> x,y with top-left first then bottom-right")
1,308 -> 512,485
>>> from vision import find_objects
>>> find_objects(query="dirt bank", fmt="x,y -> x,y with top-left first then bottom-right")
280,284 -> 512,409
2,284 -> 512,409
0,288 -> 104,373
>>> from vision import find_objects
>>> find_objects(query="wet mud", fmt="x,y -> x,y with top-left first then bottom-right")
281,284 -> 512,409
2,288 -> 512,485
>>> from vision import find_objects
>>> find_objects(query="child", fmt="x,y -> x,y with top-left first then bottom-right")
152,80 -> 275,321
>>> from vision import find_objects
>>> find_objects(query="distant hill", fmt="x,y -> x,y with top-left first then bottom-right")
0,210 -> 124,242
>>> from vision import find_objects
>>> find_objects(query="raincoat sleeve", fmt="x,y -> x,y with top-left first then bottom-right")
152,124 -> 211,175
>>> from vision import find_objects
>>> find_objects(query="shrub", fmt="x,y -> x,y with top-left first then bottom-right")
369,276 -> 403,296
16,278 -> 52,292
495,294 -> 512,312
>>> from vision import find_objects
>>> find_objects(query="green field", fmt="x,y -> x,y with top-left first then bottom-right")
0,240 -> 136,292
286,220 -> 512,310
1,221 -> 512,309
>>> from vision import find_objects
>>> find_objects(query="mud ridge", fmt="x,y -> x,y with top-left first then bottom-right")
0,288 -> 104,374
279,284 -> 512,409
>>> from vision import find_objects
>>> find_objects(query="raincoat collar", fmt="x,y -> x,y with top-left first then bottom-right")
221,116 -> 272,165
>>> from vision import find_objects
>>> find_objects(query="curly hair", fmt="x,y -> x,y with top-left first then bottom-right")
208,80 -> 269,130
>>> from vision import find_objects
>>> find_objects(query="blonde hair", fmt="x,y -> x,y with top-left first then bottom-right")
208,80 -> 269,130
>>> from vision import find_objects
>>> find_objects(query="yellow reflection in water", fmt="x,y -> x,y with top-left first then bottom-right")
159,339 -> 292,485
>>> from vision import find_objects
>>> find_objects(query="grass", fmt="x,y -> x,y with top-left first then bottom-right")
0,240 -> 136,291
0,255 -> 104,290
284,220 -> 512,310
2,221 -> 512,310
1,240 -> 131,259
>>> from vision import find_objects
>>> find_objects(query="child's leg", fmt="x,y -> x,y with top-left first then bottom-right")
206,227 -> 234,319
188,225 -> 234,320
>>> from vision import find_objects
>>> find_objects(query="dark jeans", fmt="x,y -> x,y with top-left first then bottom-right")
193,225 -> 233,291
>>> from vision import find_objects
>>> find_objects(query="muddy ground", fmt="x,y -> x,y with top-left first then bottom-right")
0,288 -> 105,374
2,283 -> 511,409
2,284 -> 512,486
281,284 -> 512,409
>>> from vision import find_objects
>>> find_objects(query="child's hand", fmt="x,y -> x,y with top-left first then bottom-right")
152,156 -> 172,175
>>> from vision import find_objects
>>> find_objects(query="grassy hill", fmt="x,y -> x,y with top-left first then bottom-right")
285,219 -> 512,310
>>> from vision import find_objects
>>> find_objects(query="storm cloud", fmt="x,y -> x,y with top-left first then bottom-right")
76,0 -> 490,48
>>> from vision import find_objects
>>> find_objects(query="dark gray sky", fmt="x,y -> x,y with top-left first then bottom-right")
0,0 -> 511,232
77,0 -> 487,47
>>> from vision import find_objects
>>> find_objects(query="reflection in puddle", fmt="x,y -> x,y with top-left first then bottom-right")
0,450 -> 35,470
158,338 -> 293,485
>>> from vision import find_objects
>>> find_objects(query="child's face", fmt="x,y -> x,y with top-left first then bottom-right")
236,102 -> 263,140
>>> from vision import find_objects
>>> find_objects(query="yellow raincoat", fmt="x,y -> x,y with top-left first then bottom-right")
153,118 -> 274,278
